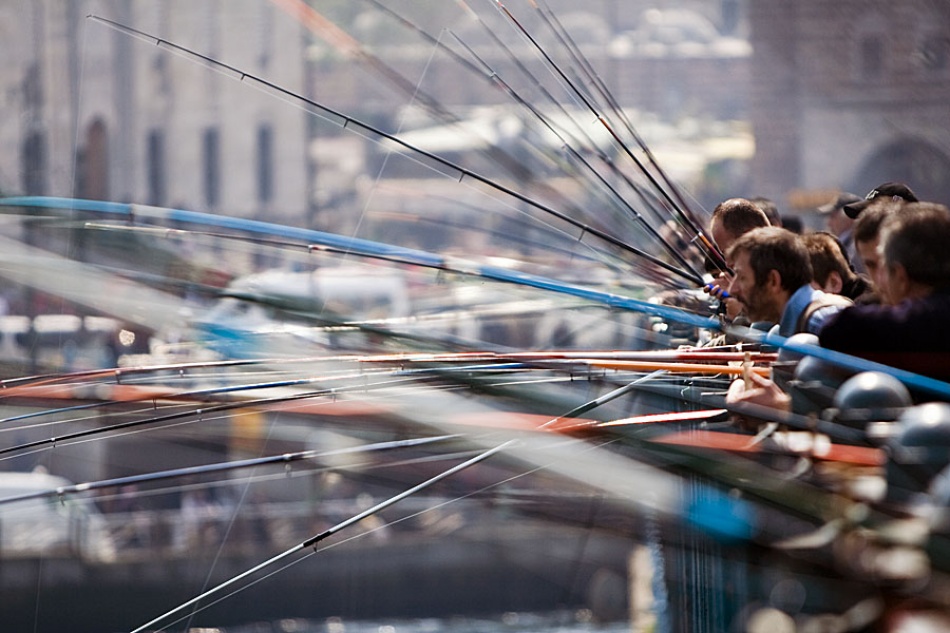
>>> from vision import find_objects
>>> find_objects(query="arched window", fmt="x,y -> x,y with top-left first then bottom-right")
256,124 -> 273,205
78,118 -> 109,200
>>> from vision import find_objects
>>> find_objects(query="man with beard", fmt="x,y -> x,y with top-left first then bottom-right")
726,227 -> 851,336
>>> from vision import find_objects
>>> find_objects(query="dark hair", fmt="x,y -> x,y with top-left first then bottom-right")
853,198 -> 905,244
727,226 -> 813,292
881,202 -> 950,288
802,231 -> 855,287
750,196 -> 781,227
710,198 -> 771,236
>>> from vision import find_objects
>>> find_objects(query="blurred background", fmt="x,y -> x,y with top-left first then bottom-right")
0,2 -> 948,632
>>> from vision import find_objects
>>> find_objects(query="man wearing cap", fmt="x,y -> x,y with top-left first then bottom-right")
817,191 -> 864,273
842,181 -> 919,219
819,202 -> 950,381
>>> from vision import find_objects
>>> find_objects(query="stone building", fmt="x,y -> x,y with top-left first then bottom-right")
0,0 -> 310,228
749,0 -> 950,209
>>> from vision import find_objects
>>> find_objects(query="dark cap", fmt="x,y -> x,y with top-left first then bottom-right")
817,192 -> 862,214
843,182 -> 919,219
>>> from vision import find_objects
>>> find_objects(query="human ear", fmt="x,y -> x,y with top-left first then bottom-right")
826,271 -> 843,294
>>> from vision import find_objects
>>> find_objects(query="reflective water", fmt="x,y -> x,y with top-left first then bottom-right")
202,610 -> 634,633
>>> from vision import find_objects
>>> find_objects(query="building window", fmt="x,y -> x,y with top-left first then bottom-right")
256,124 -> 273,204
202,127 -> 220,208
859,36 -> 884,80
147,129 -> 166,207
21,131 -> 47,196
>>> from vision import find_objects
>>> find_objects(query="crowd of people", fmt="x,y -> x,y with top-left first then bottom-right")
695,181 -> 950,417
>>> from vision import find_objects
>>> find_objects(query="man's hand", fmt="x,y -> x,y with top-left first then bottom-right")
726,372 -> 790,430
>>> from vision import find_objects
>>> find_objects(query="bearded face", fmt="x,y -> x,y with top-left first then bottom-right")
727,250 -> 782,323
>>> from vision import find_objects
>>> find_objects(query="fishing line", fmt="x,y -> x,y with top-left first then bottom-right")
0,435 -> 459,507
84,15 -> 704,289
3,196 -> 726,330
494,1 -> 720,269
130,371 -> 646,632
448,1 -> 682,240
448,31 -> 705,284
363,0 -> 676,267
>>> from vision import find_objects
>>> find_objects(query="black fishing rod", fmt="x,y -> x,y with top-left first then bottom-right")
528,0 -> 727,273
0,369 -> 456,459
446,0 -> 689,256
0,435 -> 458,507
530,0 -> 708,231
493,1 -> 725,271
86,15 -> 704,289
127,364 -> 674,632
0,355 -> 649,459
449,31 -> 706,283
272,0 -> 591,215
356,0 -> 702,283
129,437 -> 519,633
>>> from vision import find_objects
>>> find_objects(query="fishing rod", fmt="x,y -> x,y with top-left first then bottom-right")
0,196 -> 721,329
526,1 -> 728,273
0,369 -> 457,459
129,438 -> 514,633
17,195 -> 950,404
364,0 -> 672,240
85,15 -> 704,289
364,0 -> 680,256
447,30 -> 706,283
449,0 -> 685,237
0,435 -> 458,507
494,1 -> 725,271
269,0 -> 593,218
0,353 -> 676,458
128,364 -> 680,632
529,0 -> 709,233
84,220 -> 677,336
42,201 -> 949,419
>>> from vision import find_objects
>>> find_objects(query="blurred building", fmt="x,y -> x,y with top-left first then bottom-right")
0,1 -> 310,228
749,0 -> 950,210
0,1 -> 750,232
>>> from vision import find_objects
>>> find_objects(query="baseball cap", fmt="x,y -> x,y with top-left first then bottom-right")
817,192 -> 862,214
843,182 -> 919,219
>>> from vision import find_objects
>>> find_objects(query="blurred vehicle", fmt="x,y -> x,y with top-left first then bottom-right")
0,471 -> 117,562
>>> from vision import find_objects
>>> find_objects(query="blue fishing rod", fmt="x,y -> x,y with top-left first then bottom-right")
84,15 -> 705,290
0,195 -> 719,329
7,195 -> 950,400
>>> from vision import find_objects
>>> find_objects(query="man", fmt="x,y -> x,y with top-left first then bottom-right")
704,197 -> 771,312
801,232 -> 873,302
727,227 -> 851,336
819,203 -> 950,380
708,197 -> 771,255
817,191 -> 864,273
852,198 -> 905,304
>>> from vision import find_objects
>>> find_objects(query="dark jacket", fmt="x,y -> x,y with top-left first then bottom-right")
818,289 -> 950,380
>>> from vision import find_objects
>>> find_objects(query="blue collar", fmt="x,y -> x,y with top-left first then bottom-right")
779,284 -> 822,337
